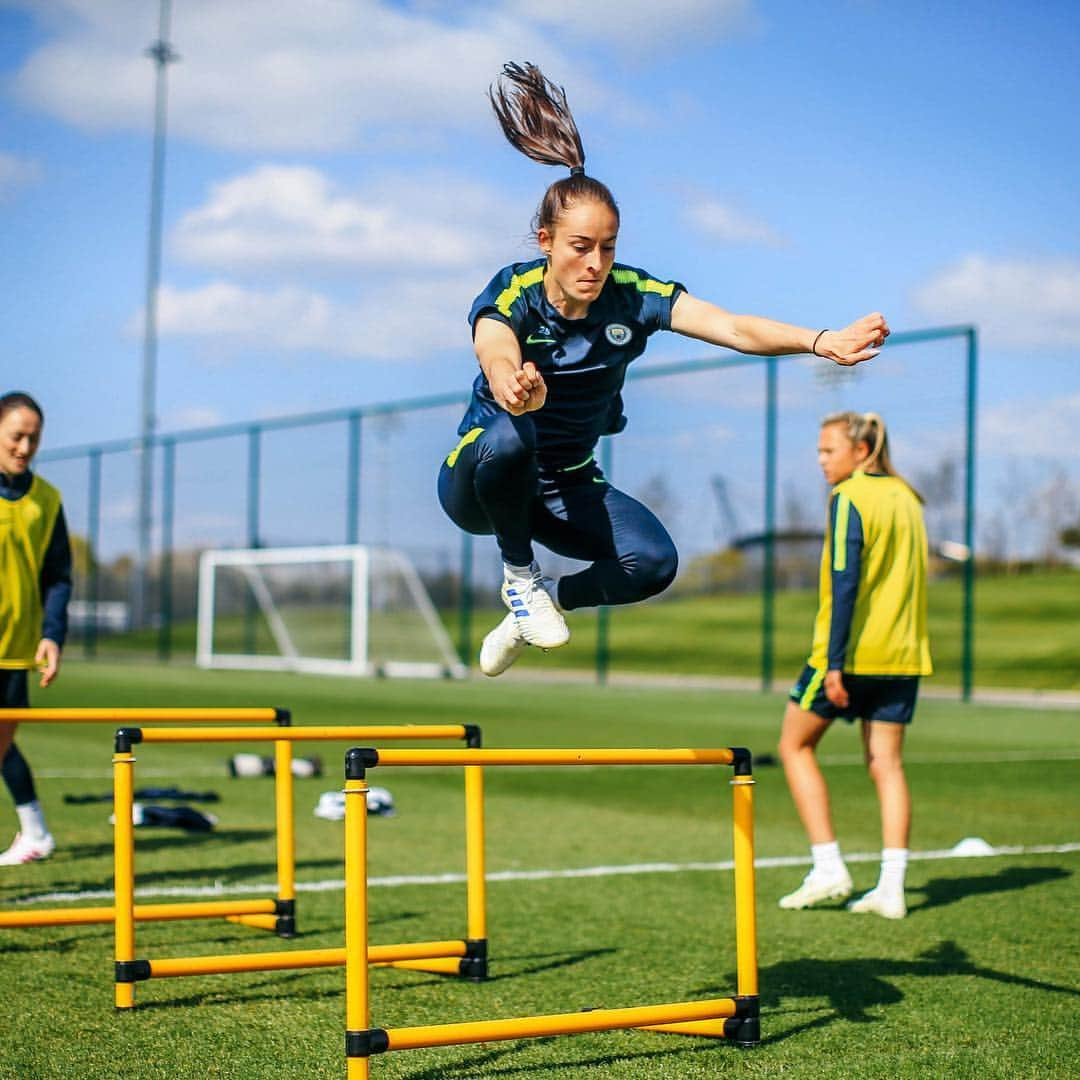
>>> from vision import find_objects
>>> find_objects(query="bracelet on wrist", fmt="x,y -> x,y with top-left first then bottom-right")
811,329 -> 828,356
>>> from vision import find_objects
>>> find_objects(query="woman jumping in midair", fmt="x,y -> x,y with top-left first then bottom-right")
439,62 -> 889,676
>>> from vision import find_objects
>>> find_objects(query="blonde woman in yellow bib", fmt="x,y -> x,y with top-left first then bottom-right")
777,412 -> 931,919
0,392 -> 72,865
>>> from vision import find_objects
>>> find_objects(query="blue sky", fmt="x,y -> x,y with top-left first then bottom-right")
2,0 -> 1079,559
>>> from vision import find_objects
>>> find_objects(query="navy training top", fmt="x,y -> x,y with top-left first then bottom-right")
461,258 -> 685,473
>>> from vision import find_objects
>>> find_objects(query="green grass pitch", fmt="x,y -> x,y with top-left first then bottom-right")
0,661 -> 1077,1078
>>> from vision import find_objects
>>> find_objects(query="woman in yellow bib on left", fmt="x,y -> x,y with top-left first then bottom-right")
0,392 -> 72,865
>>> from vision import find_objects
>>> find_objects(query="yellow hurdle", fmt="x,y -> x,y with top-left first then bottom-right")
0,705 -> 291,933
111,723 -> 487,1008
342,744 -> 759,1075
133,725 -> 472,743
0,707 -> 289,724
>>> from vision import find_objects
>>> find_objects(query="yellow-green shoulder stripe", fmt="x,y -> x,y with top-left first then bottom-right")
832,493 -> 851,572
610,268 -> 675,297
495,266 -> 545,318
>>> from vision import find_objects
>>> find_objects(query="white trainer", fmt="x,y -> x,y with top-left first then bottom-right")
479,612 -> 528,677
847,887 -> 907,920
778,867 -> 853,909
0,831 -> 55,866
500,564 -> 569,650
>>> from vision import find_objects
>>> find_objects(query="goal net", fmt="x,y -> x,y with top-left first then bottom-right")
196,544 -> 465,679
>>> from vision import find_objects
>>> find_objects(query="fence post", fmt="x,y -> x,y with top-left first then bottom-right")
85,449 -> 102,659
962,328 -> 978,701
347,411 -> 361,545
458,532 -> 473,667
157,438 -> 176,661
244,425 -> 262,654
596,438 -> 613,686
761,358 -> 778,692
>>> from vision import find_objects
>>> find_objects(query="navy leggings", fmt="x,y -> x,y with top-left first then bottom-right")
437,412 -> 678,611
0,670 -> 37,806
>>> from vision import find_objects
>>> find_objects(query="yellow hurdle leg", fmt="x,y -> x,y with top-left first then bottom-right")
464,763 -> 487,978
274,738 -> 296,936
112,743 -> 137,1009
732,772 -> 758,998
345,751 -> 371,1080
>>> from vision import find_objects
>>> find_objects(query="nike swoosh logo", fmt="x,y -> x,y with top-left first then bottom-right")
526,334 -> 556,345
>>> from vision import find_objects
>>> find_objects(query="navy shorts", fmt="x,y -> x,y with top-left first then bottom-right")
0,670 -> 30,709
789,664 -> 919,725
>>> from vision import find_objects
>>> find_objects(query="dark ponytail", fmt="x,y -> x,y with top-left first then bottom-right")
489,61 -> 619,241
489,62 -> 585,170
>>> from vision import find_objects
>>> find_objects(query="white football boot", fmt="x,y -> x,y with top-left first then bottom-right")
479,612 -> 528,677
778,867 -> 853,909
847,887 -> 907,919
0,830 -> 56,866
500,563 -> 569,650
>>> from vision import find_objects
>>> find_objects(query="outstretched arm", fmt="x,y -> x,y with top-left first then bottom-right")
474,317 -> 547,415
670,293 -> 888,366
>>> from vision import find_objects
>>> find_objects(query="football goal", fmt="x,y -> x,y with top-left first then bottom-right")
196,545 -> 466,679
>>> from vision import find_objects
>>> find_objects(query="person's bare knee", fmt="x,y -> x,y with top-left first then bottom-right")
779,703 -> 829,763
864,722 -> 905,784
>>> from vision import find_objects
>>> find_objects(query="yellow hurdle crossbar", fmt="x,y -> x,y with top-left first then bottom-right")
342,745 -> 759,1077
145,940 -> 466,979
0,707 -> 289,724
133,725 -> 471,743
369,748 -> 735,767
111,723 -> 486,1008
0,899 -> 276,928
383,997 -> 740,1051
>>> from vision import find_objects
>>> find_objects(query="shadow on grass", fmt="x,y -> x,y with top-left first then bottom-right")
397,1039 -> 728,1079
132,853 -> 343,888
911,865 -> 1071,911
0,927 -> 111,953
58,828 -> 277,861
697,939 -> 1079,1041
163,907 -> 425,949
376,947 -> 620,993
128,968 -> 347,1011
5,853 -> 345,900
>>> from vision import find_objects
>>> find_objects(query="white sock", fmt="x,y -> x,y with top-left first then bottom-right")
811,840 -> 846,878
16,800 -> 49,842
504,561 -> 535,580
878,847 -> 908,893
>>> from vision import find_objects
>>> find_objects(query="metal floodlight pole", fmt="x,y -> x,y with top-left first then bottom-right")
135,0 -> 178,627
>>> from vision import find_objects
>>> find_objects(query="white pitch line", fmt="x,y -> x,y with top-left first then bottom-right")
36,767 -> 228,780
818,749 -> 1080,765
32,748 -> 1080,781
9,842 -> 1080,907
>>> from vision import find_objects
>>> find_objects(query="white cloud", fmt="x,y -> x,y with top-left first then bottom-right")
981,393 -> 1080,460
513,0 -> 755,49
172,164 -> 523,274
165,405 -> 225,431
149,278 -> 474,361
912,254 -> 1080,347
10,0 -> 577,152
0,152 -> 42,198
682,197 -> 785,248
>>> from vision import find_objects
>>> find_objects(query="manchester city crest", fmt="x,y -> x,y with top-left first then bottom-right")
605,323 -> 632,346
